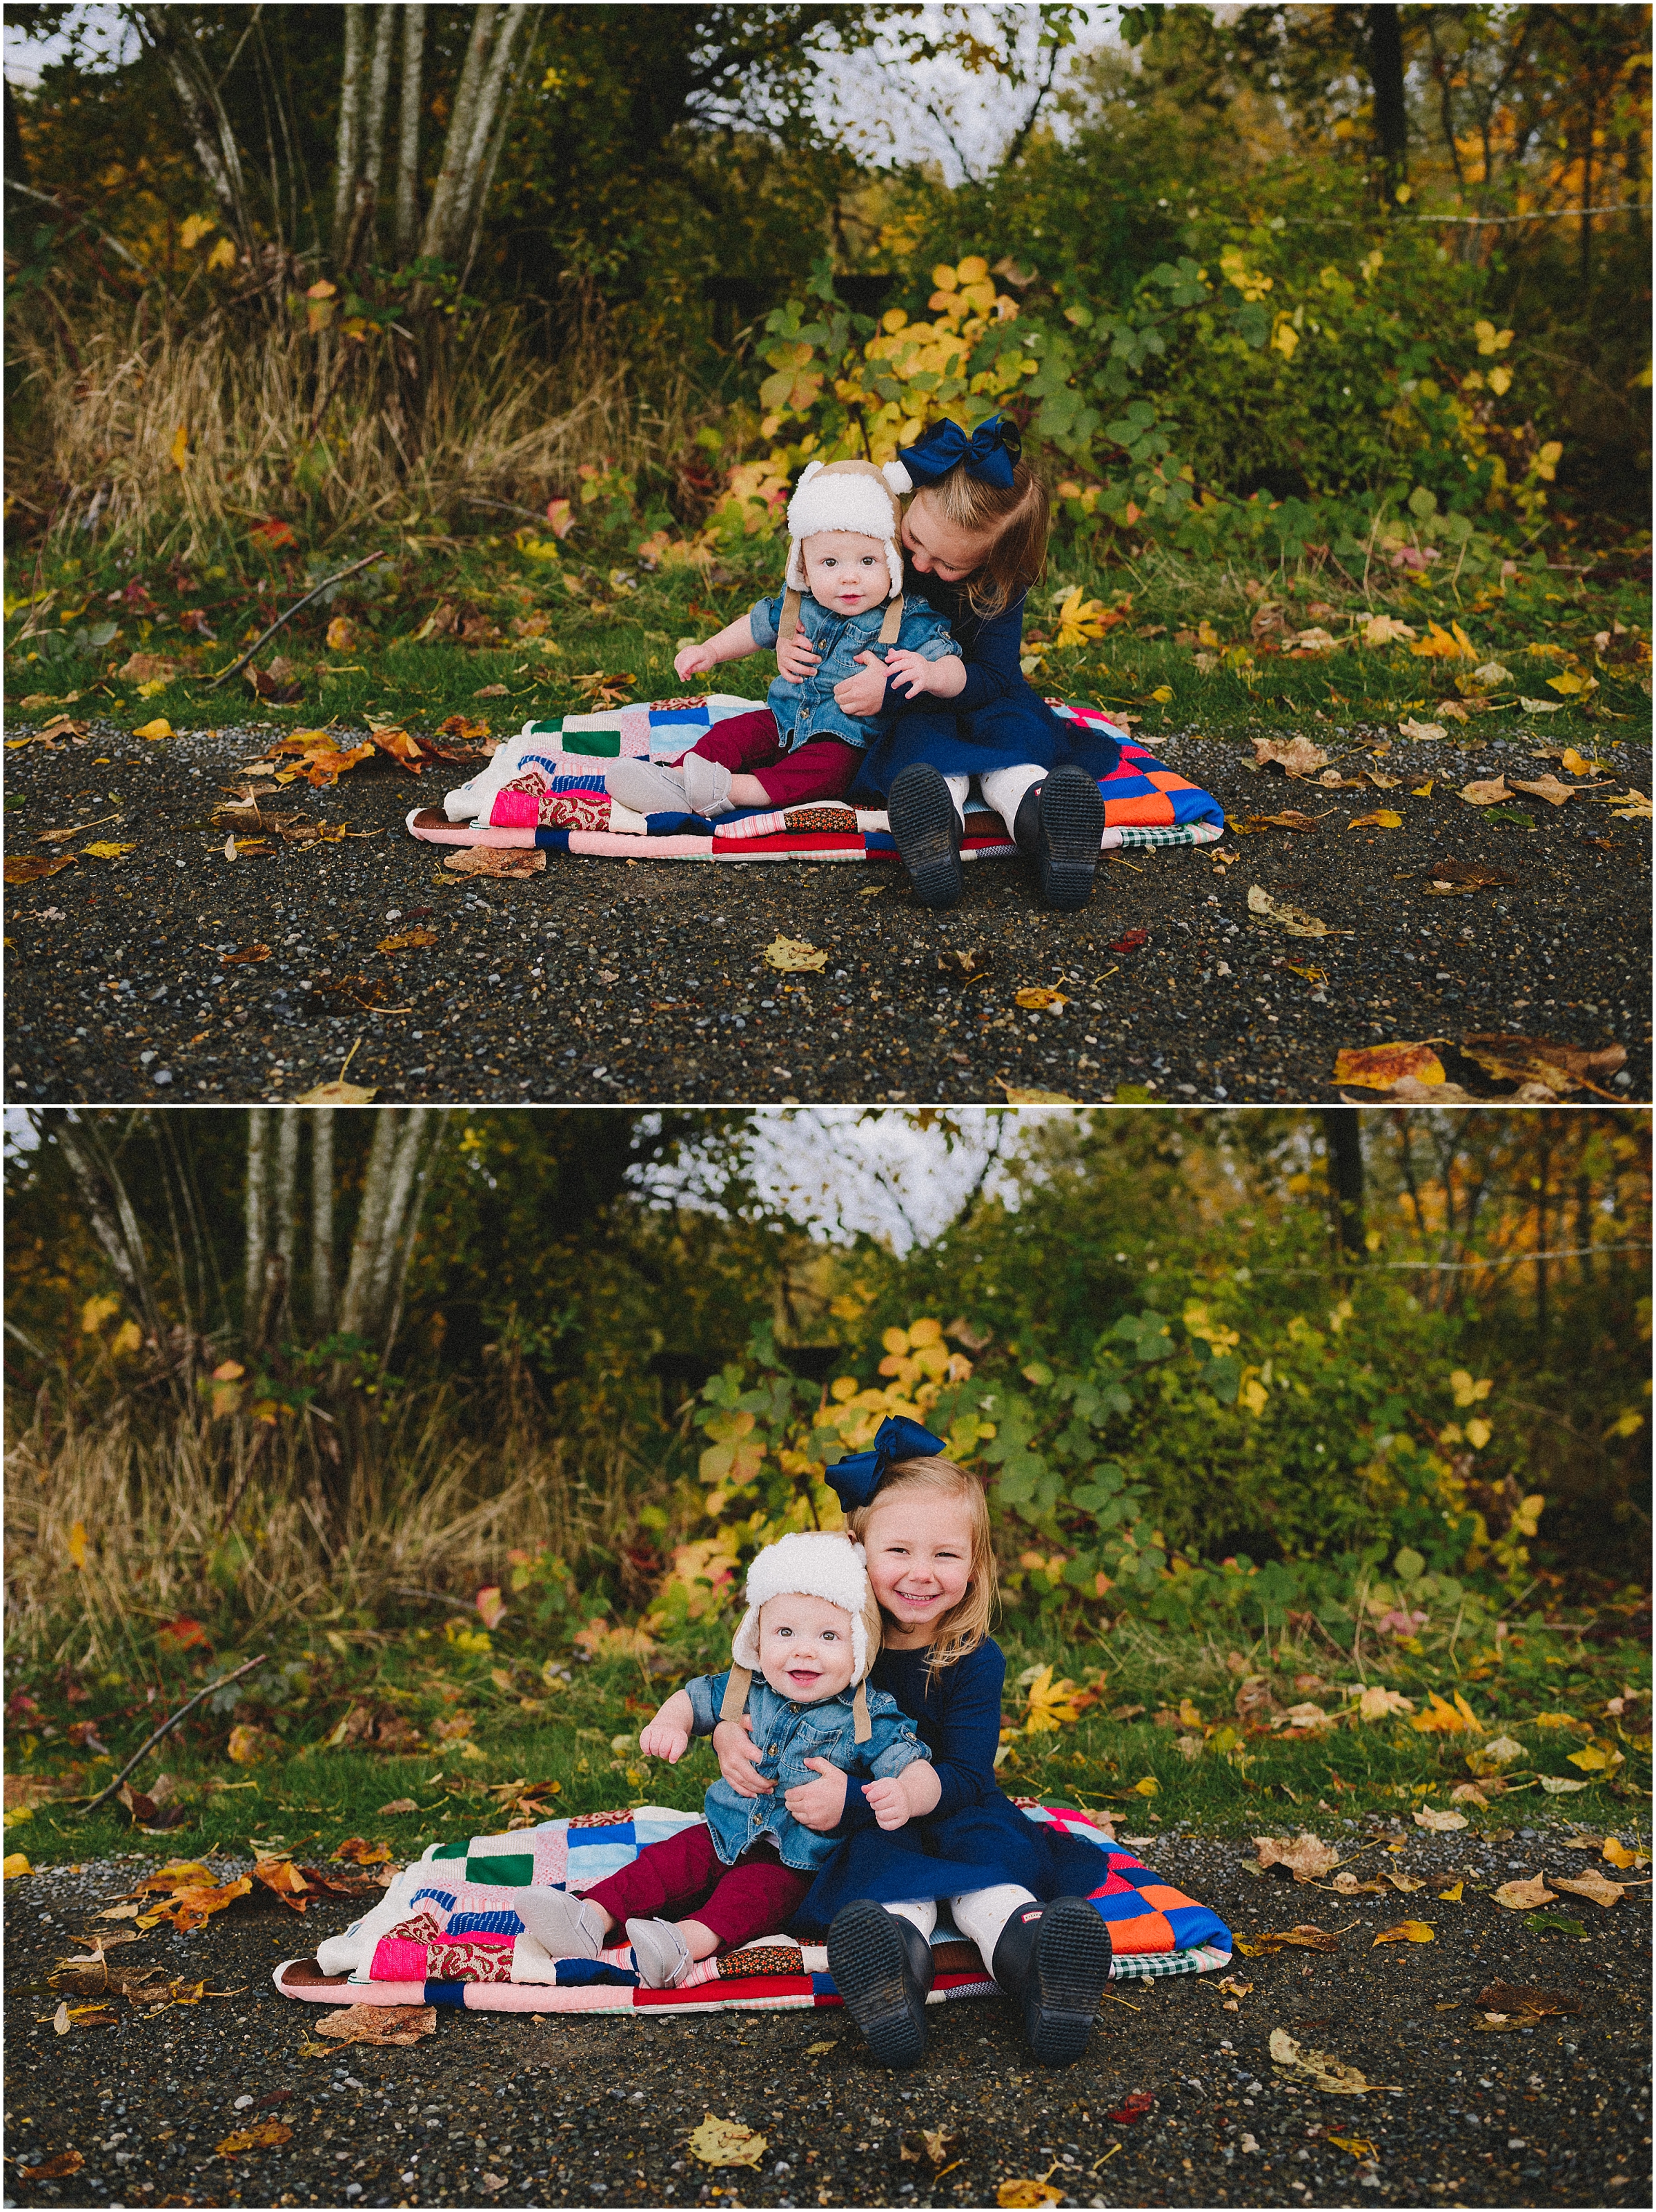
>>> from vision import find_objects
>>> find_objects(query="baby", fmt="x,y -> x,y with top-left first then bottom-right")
604,459 -> 966,820
515,1531 -> 938,1986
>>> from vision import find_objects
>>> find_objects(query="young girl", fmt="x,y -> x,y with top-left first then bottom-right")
782,415 -> 1121,913
712,1417 -> 1114,2069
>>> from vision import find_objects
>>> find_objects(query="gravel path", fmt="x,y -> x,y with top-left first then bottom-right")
3,724 -> 1648,1106
6,1821 -> 1649,2208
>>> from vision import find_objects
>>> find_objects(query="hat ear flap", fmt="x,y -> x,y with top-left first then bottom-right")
786,541 -> 807,591
731,1606 -> 762,1672
882,460 -> 912,496
885,540 -> 903,599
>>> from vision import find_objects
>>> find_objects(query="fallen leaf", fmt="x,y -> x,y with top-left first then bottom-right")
15,2151 -> 83,2182
762,935 -> 829,973
1493,1876 -> 1557,1910
1250,735 -> 1330,778
1458,775 -> 1512,805
332,1837 -> 393,1866
379,1798 -> 419,1815
1216,1975 -> 1254,1999
901,2128 -> 965,2167
293,1079 -> 379,1104
1105,927 -> 1148,952
315,2002 -> 437,2047
1247,884 -> 1341,938
215,2120 -> 293,2155
1326,2135 -> 1379,2160
1437,1880 -> 1465,1902
1422,858 -> 1517,896
1460,1033 -> 1626,1097
1412,1807 -> 1468,1832
1330,1872 -> 1386,1895
1550,1870 -> 1629,1908
252,1858 -> 313,1912
436,714 -> 493,741
1606,787 -> 1653,819
3,1852 -> 34,1878
1372,1920 -> 1435,1946
226,1723 -> 273,1766
687,2114 -> 768,2169
998,1083 -> 1080,1104
1399,718 -> 1447,741
997,2184 -> 1064,2209
1363,616 -> 1417,646
474,683 -> 511,699
1409,618 -> 1478,662
1270,2028 -> 1396,2095
1014,987 -> 1069,1010
1602,1839 -> 1647,1869
1410,1692 -> 1483,1737
804,2039 -> 838,2056
119,652 -> 179,685
1253,1833 -> 1341,1883
1347,810 -> 1403,830
376,927 -> 438,955
1518,696 -> 1565,714
52,1999 -> 70,2034
1478,1981 -> 1581,2023
1233,1925 -> 1343,1957
442,846 -> 546,878
1334,1042 -> 1446,1090
1233,810 -> 1322,834
370,726 -> 429,774
4,855 -> 77,884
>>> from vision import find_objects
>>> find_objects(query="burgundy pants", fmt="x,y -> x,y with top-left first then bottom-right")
581,1821 -> 814,1950
685,707 -> 862,807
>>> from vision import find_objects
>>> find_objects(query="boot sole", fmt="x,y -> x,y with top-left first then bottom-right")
1037,767 -> 1106,912
888,767 -> 963,909
1023,1897 -> 1113,2066
827,1900 -> 929,2068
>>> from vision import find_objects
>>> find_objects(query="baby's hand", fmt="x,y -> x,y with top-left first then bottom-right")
674,641 -> 718,680
882,647 -> 938,699
785,1757 -> 848,1832
862,1775 -> 912,1832
712,1715 -> 773,1797
832,652 -> 889,718
638,1721 -> 691,1763
775,632 -> 820,685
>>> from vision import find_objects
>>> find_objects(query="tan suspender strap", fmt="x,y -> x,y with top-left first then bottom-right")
876,592 -> 905,647
778,588 -> 803,647
719,1665 -> 753,1725
853,1678 -> 871,1745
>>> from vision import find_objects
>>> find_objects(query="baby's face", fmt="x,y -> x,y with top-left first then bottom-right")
755,1592 -> 856,1703
802,531 -> 889,616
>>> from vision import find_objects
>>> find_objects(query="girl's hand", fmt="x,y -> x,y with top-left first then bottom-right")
712,1715 -> 773,1797
861,1775 -> 914,1831
638,1721 -> 691,1763
881,647 -> 938,699
674,641 -> 718,680
775,632 -> 821,685
785,1757 -> 849,1831
832,652 -> 889,718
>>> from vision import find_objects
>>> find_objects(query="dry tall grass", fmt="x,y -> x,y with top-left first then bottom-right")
3,1382 -> 646,1665
8,287 -> 700,554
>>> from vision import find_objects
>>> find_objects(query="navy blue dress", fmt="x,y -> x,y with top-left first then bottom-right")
794,1638 -> 1112,1934
849,575 -> 1122,802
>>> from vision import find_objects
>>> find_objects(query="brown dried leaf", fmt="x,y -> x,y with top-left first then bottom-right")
314,2001 -> 437,2046
1461,1034 -> 1626,1097
442,846 -> 547,878
5,854 -> 77,884
1250,734 -> 1330,779
1233,810 -> 1323,834
1333,1042 -> 1446,1090
1492,1875 -> 1556,1910
1253,1833 -> 1341,1883
1550,1869 -> 1630,1909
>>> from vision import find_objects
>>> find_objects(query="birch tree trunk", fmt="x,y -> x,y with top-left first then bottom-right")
393,3 -> 427,261
244,1108 -> 270,1333
448,3 -> 530,275
360,3 -> 398,255
312,1108 -> 336,1334
135,5 -> 253,252
273,1111 -> 301,1332
382,1119 -> 442,1367
333,3 -> 366,244
366,1110 -> 433,1333
418,5 -> 497,266
339,1109 -> 402,1341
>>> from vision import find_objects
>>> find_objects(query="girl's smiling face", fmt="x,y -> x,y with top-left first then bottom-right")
860,1496 -> 976,1646
900,493 -> 987,584
756,1592 -> 857,1701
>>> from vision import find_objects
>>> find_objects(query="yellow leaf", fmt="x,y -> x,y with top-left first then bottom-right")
227,1723 -> 270,1766
1488,364 -> 1512,394
1464,1417 -> 1491,1449
81,1294 -> 120,1334
1132,1775 -> 1159,1797
1270,316 -> 1299,359
1566,1745 -> 1623,1774
1437,1880 -> 1464,1902
1149,684 -> 1174,703
762,936 -> 828,973
68,1520 -> 88,1570
1347,810 -> 1403,830
1372,1920 -> 1435,1946
206,235 -> 237,272
997,1081 -> 1079,1104
1601,1839 -> 1644,1868
998,2184 -> 1065,2209
1014,987 -> 1069,1010
1327,2136 -> 1379,2160
179,213 -> 216,250
3,1853 -> 32,1879
81,841 -> 137,861
132,719 -> 172,740
1474,320 -> 1514,355
687,2115 -> 768,2169
170,426 -> 190,473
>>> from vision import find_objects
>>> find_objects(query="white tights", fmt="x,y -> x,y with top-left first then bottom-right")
941,765 -> 1046,834
885,1883 -> 1036,1967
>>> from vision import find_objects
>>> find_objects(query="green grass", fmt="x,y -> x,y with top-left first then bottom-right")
6,1607 -> 1647,1870
6,528 -> 1648,754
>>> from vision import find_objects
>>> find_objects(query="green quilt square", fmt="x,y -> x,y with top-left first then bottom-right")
466,1850 -> 535,1887
430,1840 -> 470,1861
558,730 -> 622,756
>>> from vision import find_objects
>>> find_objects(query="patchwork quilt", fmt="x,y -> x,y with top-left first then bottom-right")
273,1801 -> 1232,2019
408,695 -> 1225,865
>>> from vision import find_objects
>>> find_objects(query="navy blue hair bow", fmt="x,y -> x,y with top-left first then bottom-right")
825,1414 -> 947,1511
902,414 -> 1022,491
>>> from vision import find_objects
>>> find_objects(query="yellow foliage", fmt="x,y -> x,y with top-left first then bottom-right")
1409,620 -> 1478,661
1450,1370 -> 1492,1408
1051,587 -> 1109,649
1409,1691 -> 1483,1736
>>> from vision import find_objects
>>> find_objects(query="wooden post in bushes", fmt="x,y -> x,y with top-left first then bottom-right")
1322,1108 -> 1366,1278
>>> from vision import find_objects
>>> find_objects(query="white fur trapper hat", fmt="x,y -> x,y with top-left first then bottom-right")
729,1530 -> 874,1683
785,458 -> 914,598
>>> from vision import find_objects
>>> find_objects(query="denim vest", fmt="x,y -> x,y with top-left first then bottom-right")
684,1667 -> 930,1871
749,589 -> 960,754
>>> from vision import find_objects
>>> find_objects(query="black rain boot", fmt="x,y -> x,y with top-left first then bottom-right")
827,1899 -> 935,2069
888,763 -> 964,910
1013,763 -> 1106,911
989,1897 -> 1113,2067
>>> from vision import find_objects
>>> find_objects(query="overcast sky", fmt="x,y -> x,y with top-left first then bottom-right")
3,3 -> 1123,184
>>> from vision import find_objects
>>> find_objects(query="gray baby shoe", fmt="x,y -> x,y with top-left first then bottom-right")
682,754 -> 737,818
626,1916 -> 693,1988
604,757 -> 691,814
512,1886 -> 607,1960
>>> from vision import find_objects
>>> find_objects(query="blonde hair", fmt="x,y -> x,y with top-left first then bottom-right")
909,459 -> 1051,622
847,1456 -> 998,1676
